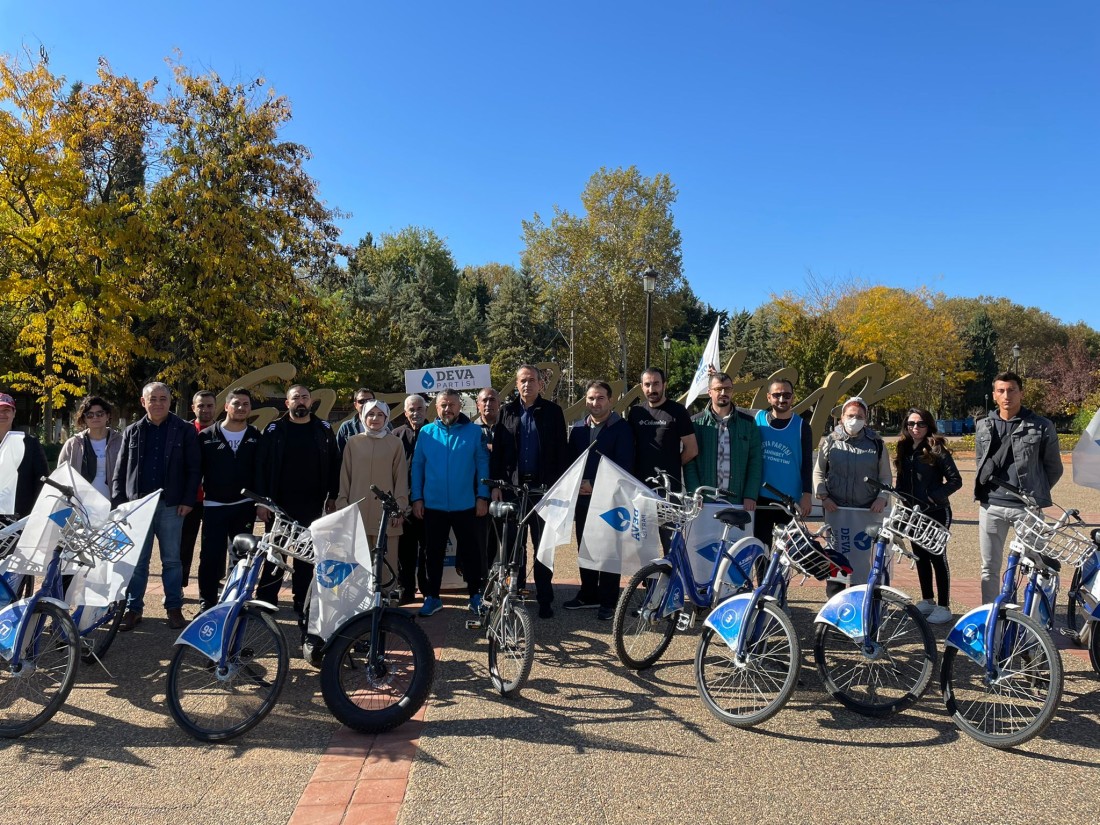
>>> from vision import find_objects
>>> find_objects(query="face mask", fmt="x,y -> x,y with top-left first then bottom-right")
842,417 -> 865,435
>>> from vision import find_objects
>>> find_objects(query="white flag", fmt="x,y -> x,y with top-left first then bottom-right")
0,431 -> 26,514
533,446 -> 591,570
682,319 -> 721,409
10,465 -> 112,576
1072,407 -> 1100,491
67,490 -> 161,611
579,457 -> 663,576
308,502 -> 374,641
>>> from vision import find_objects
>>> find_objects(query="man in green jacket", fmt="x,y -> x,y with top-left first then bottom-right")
684,372 -> 763,510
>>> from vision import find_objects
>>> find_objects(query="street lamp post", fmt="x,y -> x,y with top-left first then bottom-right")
939,370 -> 945,419
641,268 -> 657,371
1012,343 -> 1022,374
662,333 -> 671,376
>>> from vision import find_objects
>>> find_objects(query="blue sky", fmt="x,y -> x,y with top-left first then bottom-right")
3,2 -> 1097,325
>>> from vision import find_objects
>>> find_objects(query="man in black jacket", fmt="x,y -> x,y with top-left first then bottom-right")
391,393 -> 428,604
0,391 -> 48,518
492,365 -> 567,618
254,385 -> 339,615
197,388 -> 262,611
112,382 -> 202,631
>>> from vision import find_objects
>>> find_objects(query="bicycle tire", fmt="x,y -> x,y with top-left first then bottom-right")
80,600 -> 124,664
0,601 -> 80,738
941,607 -> 1063,748
166,605 -> 288,742
1065,567 -> 1086,646
696,601 -> 800,728
1089,617 -> 1100,676
612,562 -> 677,670
488,600 -> 534,696
814,589 -> 936,717
321,610 -> 434,733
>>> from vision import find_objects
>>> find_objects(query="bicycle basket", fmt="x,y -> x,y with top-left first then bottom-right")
60,516 -> 134,564
1014,509 -> 1093,567
882,500 -> 950,556
263,514 -> 315,563
775,522 -> 844,581
0,519 -> 23,560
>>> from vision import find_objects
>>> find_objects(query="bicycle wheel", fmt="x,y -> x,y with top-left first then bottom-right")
80,600 -> 124,664
612,562 -> 676,670
321,610 -> 434,733
1089,618 -> 1100,676
166,605 -> 288,742
814,589 -> 936,716
488,600 -> 534,696
942,608 -> 1063,748
0,601 -> 80,738
696,601 -> 800,728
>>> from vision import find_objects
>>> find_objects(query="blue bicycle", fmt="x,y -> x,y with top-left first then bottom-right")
1066,531 -> 1100,674
697,483 -> 846,727
942,480 -> 1091,748
812,477 -> 939,716
611,476 -> 767,670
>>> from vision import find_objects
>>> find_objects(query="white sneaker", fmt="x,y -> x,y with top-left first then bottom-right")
927,605 -> 953,624
915,599 -> 935,617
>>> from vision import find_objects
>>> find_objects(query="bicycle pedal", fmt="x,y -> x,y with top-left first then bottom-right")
1057,628 -> 1081,642
464,619 -> 483,630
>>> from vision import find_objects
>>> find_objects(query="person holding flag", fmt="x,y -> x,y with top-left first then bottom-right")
562,381 -> 635,620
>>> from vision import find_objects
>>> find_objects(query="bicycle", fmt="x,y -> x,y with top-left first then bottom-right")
812,477 -> 939,716
942,480 -> 1092,748
696,482 -> 848,727
318,484 -> 435,732
0,477 -> 135,737
466,479 -> 541,696
1066,531 -> 1100,673
611,474 -> 767,670
165,489 -> 302,742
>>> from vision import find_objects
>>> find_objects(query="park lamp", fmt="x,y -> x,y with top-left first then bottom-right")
662,334 -> 671,353
641,267 -> 658,294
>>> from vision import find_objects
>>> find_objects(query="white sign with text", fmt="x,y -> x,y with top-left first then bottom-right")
405,364 -> 491,394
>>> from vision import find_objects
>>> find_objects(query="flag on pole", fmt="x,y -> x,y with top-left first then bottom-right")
0,431 -> 26,514
533,445 -> 591,571
1072,406 -> 1100,491
578,456 -> 663,576
308,502 -> 374,641
682,318 -> 721,409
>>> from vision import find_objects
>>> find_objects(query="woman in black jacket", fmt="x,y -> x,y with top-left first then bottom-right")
895,408 -> 962,624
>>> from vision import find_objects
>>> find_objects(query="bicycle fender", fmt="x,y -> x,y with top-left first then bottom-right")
0,596 -> 69,661
704,593 -> 752,645
944,605 -> 1006,666
245,599 -> 279,614
814,585 -> 871,642
175,602 -> 235,660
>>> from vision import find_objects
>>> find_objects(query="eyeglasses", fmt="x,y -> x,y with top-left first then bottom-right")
770,392 -> 793,400
84,410 -> 107,419
906,421 -> 928,429
354,397 -> 373,405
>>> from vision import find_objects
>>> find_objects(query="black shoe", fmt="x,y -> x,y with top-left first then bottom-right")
597,607 -> 614,621
563,596 -> 599,610
538,603 -> 554,619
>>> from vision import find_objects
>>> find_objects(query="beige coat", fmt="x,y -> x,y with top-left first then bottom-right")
336,433 -> 409,538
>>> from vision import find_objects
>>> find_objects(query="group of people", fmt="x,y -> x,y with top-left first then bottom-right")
0,366 -> 1063,636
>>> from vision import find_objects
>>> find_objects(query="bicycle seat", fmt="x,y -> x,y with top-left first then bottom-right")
489,501 -> 518,519
1037,553 -> 1061,573
713,508 -> 751,529
230,533 -> 258,561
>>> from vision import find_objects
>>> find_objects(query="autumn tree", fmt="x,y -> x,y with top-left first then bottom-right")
522,166 -> 684,382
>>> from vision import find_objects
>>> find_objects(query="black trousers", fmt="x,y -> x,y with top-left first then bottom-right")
752,503 -> 791,548
913,506 -> 951,606
515,492 -> 553,607
423,508 -> 482,598
198,502 -> 255,607
179,501 -> 203,588
397,514 -> 427,601
255,499 -> 323,614
574,497 -> 620,609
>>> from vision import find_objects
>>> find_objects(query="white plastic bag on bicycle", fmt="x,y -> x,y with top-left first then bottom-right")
1072,406 -> 1100,491
0,431 -> 26,514
308,502 -> 373,641
11,465 -> 111,576
65,490 -> 160,614
824,506 -> 888,586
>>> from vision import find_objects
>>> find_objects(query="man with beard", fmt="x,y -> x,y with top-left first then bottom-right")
196,388 -> 262,611
752,378 -> 813,546
474,387 -> 510,573
254,385 -> 340,616
411,389 -> 490,617
628,367 -> 698,491
180,390 -> 217,589
684,372 -> 762,510
392,394 -> 428,605
336,387 -> 375,456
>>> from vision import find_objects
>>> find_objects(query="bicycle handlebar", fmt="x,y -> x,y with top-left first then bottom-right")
990,480 -> 1081,527
479,478 -> 548,496
241,488 -> 282,514
41,476 -> 76,500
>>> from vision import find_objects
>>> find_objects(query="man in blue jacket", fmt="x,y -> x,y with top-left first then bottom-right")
112,381 -> 201,631
411,389 -> 490,617
562,380 -> 634,620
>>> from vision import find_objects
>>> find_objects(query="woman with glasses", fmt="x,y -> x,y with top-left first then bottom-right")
58,396 -> 123,500
894,408 -> 962,624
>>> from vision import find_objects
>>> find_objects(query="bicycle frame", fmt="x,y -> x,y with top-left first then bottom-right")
474,480 -> 542,624
1070,545 -> 1100,622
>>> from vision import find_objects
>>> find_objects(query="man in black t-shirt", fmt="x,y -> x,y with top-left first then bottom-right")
627,368 -> 698,491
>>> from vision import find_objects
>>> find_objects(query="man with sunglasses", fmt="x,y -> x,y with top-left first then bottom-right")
336,388 -> 376,456
752,378 -> 814,546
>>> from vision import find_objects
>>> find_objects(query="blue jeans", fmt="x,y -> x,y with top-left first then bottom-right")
126,502 -> 185,614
